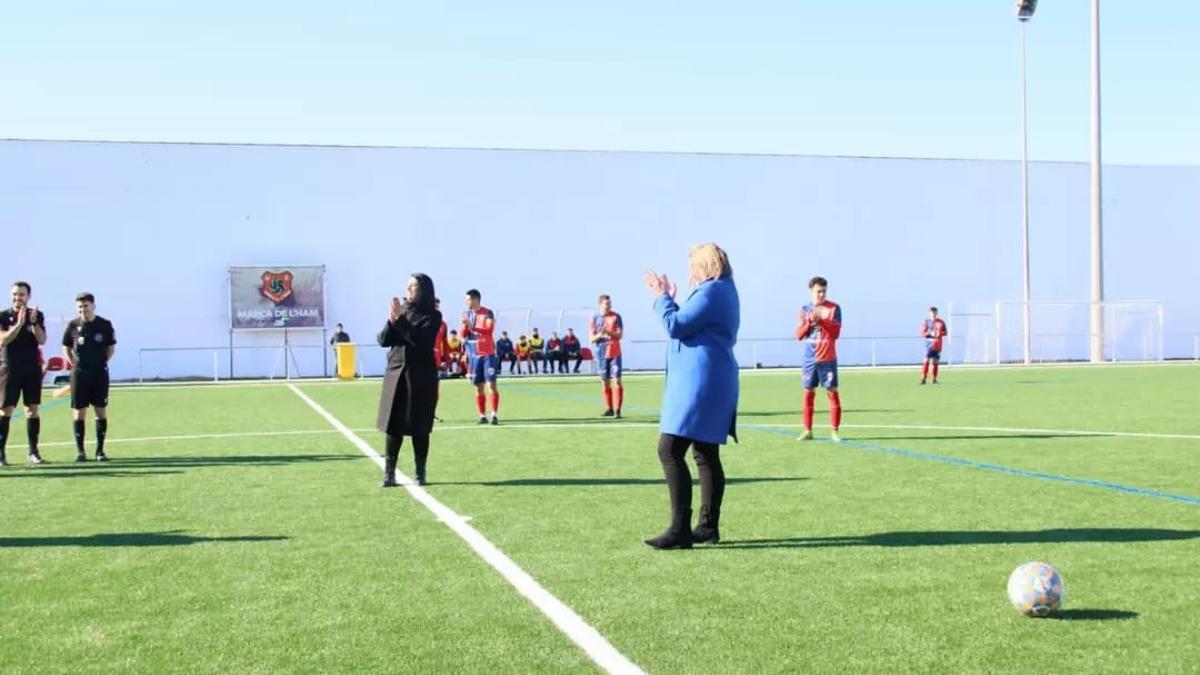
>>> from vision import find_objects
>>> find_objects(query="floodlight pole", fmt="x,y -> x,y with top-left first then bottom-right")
1089,0 -> 1106,362
1018,13 -> 1032,365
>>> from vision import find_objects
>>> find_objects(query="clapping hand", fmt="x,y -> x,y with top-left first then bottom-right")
388,297 -> 404,323
643,269 -> 677,299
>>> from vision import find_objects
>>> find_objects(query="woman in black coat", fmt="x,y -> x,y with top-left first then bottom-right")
376,273 -> 442,487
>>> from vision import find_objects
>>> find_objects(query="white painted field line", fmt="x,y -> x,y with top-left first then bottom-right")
754,422 -> 1200,441
286,384 -> 644,675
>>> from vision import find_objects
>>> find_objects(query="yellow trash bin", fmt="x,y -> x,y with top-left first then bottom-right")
335,343 -> 357,380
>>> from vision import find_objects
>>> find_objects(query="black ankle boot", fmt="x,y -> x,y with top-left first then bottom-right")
644,508 -> 693,549
382,452 -> 398,488
692,505 -> 721,544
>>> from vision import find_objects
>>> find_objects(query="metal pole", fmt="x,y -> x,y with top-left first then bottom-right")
1020,19 -> 1032,366
1089,0 -> 1105,362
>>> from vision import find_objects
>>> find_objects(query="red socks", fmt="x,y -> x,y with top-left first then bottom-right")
488,391 -> 500,415
922,361 -> 930,379
828,390 -> 842,430
615,384 -> 624,411
803,389 -> 816,429
603,383 -> 613,411
932,363 -> 939,380
475,393 -> 487,416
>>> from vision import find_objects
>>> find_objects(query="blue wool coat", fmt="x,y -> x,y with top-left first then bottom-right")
654,276 -> 740,445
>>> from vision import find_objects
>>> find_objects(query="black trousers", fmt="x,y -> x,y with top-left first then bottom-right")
386,433 -> 430,476
656,433 -> 725,514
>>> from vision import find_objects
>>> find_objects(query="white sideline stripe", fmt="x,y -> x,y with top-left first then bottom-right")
285,384 -> 644,675
757,423 -> 1200,441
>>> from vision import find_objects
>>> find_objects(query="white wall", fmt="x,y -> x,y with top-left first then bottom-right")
4,139 -> 1197,379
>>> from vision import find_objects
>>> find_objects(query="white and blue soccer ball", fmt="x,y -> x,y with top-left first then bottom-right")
1007,561 -> 1064,617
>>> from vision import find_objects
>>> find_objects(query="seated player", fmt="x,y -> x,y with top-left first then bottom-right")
546,331 -> 565,374
514,335 -> 532,375
444,330 -> 466,377
496,331 -> 517,374
562,328 -> 583,373
529,328 -> 547,374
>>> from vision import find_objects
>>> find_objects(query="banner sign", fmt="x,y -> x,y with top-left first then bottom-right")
229,266 -> 325,330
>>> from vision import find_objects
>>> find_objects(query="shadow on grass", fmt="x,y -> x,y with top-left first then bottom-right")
28,454 -> 359,469
741,409 -> 914,417
0,530 -> 288,548
479,417 -> 659,425
436,476 -> 807,488
711,528 -> 1200,550
0,469 -> 183,479
1048,609 -> 1139,621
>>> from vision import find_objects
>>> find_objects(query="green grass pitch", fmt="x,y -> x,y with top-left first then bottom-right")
1,364 -> 1197,673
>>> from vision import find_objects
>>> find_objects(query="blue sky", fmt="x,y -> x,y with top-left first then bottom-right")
2,1 -> 1196,164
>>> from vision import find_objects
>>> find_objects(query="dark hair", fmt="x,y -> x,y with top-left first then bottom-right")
75,292 -> 95,304
409,273 -> 436,315
929,306 -> 938,313
12,281 -> 30,294
598,294 -> 610,303
450,329 -> 458,335
808,276 -> 828,289
466,289 -> 481,301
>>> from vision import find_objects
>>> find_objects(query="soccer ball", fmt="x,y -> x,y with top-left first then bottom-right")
1007,561 -> 1064,617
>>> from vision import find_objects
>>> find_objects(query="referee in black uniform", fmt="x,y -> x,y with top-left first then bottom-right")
0,281 -> 47,466
63,293 -> 117,462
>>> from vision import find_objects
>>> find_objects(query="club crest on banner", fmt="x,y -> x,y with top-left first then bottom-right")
261,271 -> 294,304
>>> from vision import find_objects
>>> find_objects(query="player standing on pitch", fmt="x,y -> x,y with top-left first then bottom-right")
0,281 -> 47,465
462,289 -> 500,425
796,276 -> 843,442
63,293 -> 117,462
590,294 -> 625,418
920,306 -> 948,385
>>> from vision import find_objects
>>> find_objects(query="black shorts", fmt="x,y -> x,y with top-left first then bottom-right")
0,366 -> 42,408
926,348 -> 942,360
71,369 -> 110,409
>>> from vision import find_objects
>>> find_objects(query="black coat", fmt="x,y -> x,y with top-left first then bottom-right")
376,308 -> 442,437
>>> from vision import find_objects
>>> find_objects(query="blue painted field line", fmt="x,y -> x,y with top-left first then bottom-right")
506,383 -> 1200,507
743,424 -> 1200,507
9,398 -> 70,419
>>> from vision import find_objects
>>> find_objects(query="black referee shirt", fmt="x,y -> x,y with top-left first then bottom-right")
63,316 -> 117,372
0,308 -> 45,369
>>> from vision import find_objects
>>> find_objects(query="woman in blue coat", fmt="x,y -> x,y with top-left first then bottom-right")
642,243 -> 739,549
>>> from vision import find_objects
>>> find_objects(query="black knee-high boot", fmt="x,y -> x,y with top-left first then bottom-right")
645,434 -> 694,549
691,443 -> 724,544
412,433 -> 430,486
383,434 -> 401,487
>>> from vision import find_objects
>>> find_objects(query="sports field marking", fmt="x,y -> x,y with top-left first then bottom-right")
766,423 -> 1200,441
286,384 -> 645,675
745,424 -> 1200,506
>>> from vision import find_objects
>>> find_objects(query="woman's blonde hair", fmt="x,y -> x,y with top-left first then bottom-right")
689,243 -> 733,284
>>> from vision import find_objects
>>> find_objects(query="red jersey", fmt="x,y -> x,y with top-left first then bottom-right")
796,301 -> 842,363
434,321 -> 448,360
922,318 -> 947,352
591,312 -> 624,359
462,306 -> 497,357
